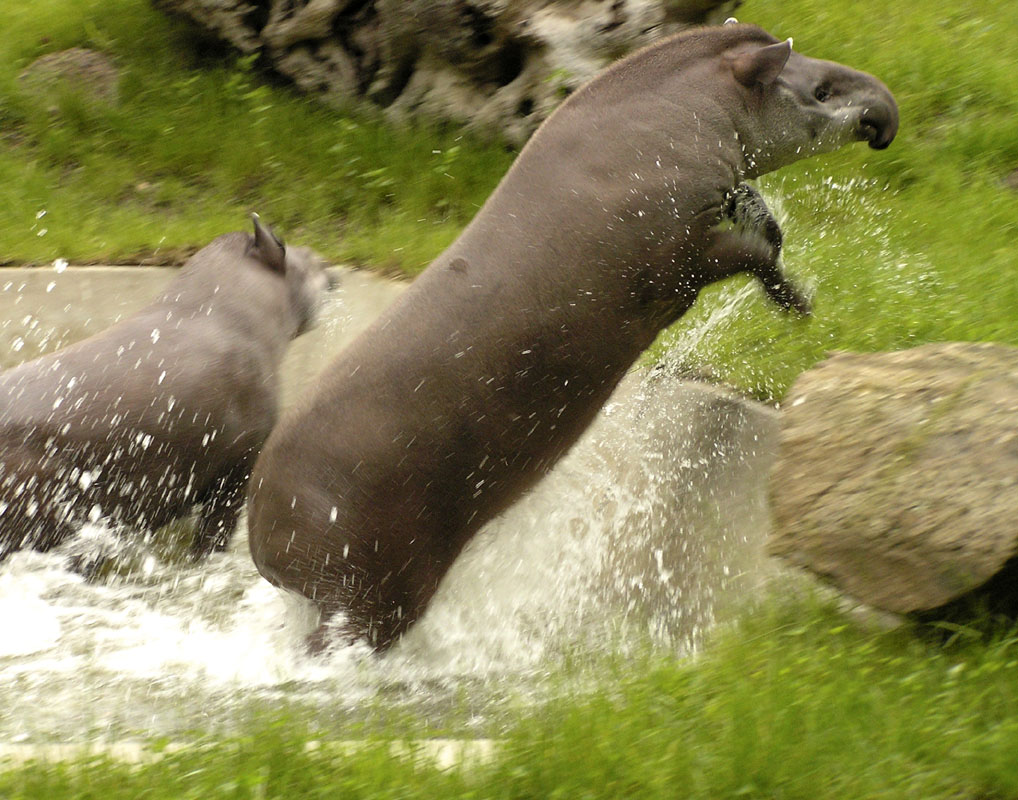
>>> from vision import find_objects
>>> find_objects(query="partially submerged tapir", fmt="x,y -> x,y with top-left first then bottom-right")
0,217 -> 332,563
248,23 -> 899,651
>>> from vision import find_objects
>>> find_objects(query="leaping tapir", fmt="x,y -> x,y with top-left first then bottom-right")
247,22 -> 899,652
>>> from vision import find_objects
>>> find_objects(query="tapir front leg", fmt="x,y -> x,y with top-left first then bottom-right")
714,185 -> 811,315
190,464 -> 250,559
705,225 -> 812,315
724,183 -> 783,252
752,255 -> 812,315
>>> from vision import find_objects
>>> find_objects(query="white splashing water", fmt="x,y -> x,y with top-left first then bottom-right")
0,350 -> 776,741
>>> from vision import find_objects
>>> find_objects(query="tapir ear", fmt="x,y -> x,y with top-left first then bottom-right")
251,213 -> 286,273
731,39 -> 792,88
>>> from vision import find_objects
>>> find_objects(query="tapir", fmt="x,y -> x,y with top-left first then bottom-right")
247,23 -> 899,651
0,217 -> 332,563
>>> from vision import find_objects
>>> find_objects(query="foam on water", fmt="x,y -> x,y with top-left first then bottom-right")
0,533 -> 378,740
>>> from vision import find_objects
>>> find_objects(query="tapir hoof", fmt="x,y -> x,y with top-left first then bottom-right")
767,280 -> 813,316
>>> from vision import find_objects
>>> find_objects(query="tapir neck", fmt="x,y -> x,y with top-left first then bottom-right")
426,79 -> 749,339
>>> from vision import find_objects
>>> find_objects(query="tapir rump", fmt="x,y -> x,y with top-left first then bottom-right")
0,217 -> 332,563
247,23 -> 898,651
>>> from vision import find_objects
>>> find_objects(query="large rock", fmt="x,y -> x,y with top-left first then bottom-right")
153,0 -> 739,143
768,342 -> 1018,617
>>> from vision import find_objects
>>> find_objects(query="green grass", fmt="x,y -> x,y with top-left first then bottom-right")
5,594 -> 1018,798
0,0 -> 512,271
491,601 -> 1018,800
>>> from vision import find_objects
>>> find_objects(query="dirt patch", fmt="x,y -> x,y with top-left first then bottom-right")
20,48 -> 120,107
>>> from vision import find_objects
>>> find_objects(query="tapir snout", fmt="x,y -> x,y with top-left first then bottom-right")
816,55 -> 899,150
859,91 -> 898,150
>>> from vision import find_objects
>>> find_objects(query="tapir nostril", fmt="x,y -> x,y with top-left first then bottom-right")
860,93 -> 899,150
860,112 -> 895,149
861,118 -> 883,148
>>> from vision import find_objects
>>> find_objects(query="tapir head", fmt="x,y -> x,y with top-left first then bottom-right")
250,215 -> 336,337
725,33 -> 899,177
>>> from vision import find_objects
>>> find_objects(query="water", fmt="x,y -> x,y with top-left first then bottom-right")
0,266 -> 778,743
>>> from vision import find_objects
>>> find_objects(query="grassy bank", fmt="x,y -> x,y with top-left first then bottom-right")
4,595 -> 1018,798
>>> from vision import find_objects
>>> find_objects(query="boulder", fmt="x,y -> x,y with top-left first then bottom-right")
768,342 -> 1018,617
153,0 -> 739,143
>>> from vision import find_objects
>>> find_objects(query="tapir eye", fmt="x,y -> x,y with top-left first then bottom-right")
814,85 -> 831,102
